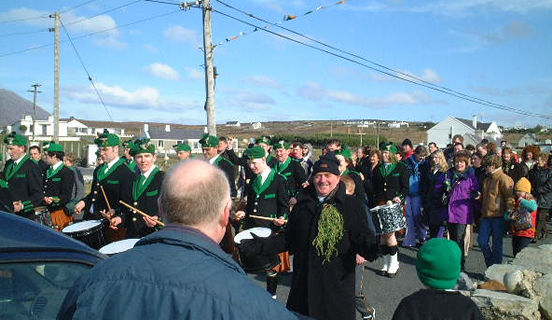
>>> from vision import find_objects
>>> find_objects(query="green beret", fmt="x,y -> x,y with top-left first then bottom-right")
94,130 -> 120,147
95,149 -> 101,157
43,142 -> 64,152
173,143 -> 191,152
132,138 -> 155,155
255,135 -> 272,145
335,147 -> 352,160
4,132 -> 27,146
199,134 -> 219,148
122,139 -> 136,149
244,145 -> 266,159
381,142 -> 398,155
272,139 -> 290,150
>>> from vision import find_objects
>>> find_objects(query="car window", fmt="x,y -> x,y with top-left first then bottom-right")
0,262 -> 90,319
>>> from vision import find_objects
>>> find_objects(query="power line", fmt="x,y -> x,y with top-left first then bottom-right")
0,14 -> 49,24
210,8 -> 551,120
0,9 -> 182,58
60,19 -> 114,121
59,0 -> 101,14
214,0 -> 543,118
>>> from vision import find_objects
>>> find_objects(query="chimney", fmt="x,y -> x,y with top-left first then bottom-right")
165,124 -> 170,132
142,123 -> 150,138
473,115 -> 477,129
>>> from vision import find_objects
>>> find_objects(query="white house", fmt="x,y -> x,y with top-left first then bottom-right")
225,121 -> 240,127
251,122 -> 262,130
427,116 -> 503,148
142,123 -> 203,155
10,115 -> 79,142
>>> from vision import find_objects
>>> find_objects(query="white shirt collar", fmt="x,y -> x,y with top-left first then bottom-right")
260,166 -> 271,184
140,165 -> 157,181
14,155 -> 26,165
208,154 -> 220,165
104,157 -> 120,173
52,160 -> 63,171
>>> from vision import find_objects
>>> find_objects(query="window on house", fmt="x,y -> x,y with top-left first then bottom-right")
158,140 -> 164,148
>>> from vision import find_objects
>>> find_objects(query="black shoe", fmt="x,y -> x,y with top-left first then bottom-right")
355,296 -> 376,320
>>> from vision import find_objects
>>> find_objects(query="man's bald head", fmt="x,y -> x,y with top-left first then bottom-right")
159,160 -> 231,227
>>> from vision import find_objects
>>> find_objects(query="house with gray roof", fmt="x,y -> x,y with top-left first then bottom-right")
142,124 -> 204,154
427,116 -> 502,148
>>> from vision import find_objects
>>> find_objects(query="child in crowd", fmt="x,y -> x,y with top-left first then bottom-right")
392,238 -> 482,320
508,177 -> 538,256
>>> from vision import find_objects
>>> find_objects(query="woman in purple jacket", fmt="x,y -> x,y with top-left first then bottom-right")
444,151 -> 480,270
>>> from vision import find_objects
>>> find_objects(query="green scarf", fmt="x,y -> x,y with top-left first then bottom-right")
5,155 -> 30,181
97,158 -> 125,182
276,157 -> 291,173
132,167 -> 159,201
379,162 -> 397,178
46,163 -> 65,179
252,169 -> 276,195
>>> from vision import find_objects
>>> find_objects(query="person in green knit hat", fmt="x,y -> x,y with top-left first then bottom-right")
234,144 -> 290,299
392,238 -> 482,320
272,139 -> 307,205
201,134 -> 236,197
173,143 -> 192,160
0,132 -> 43,218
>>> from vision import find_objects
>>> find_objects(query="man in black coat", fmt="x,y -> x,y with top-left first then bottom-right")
42,142 -> 75,230
29,145 -> 49,174
273,140 -> 307,203
74,131 -> 133,241
115,138 -> 164,238
201,134 -> 237,198
1,133 -> 43,219
235,145 -> 290,298
241,153 -> 378,320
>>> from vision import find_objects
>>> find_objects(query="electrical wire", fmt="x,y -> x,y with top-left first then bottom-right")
60,19 -> 114,121
0,14 -> 49,24
0,9 -> 182,57
214,0 -> 540,118
211,8 -> 551,120
59,0 -> 100,14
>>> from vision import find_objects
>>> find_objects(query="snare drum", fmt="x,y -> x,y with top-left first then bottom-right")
62,220 -> 106,249
99,238 -> 140,256
370,203 -> 406,234
234,227 -> 279,272
34,206 -> 53,228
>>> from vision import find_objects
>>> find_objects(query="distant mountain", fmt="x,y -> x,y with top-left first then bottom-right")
0,88 -> 50,127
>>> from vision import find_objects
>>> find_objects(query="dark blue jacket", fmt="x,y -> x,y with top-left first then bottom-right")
58,225 -> 304,320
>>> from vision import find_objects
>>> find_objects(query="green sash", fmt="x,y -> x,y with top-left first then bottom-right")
276,157 -> 291,174
46,163 -> 65,179
132,167 -> 159,201
97,158 -> 125,182
252,169 -> 276,196
5,155 -> 30,181
379,163 -> 397,178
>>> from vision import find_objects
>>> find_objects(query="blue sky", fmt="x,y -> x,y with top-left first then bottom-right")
0,0 -> 551,127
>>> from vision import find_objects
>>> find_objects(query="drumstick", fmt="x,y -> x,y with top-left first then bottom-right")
249,215 -> 288,223
99,185 -> 112,212
119,200 -> 166,227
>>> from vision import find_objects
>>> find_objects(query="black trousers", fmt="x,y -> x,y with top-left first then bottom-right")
512,236 -> 532,257
448,223 -> 467,268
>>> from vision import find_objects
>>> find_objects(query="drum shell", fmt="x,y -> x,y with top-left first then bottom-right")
236,244 -> 280,272
63,220 -> 107,249
375,204 -> 406,234
34,207 -> 53,228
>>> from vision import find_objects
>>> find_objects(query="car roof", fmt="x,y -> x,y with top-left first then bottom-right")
0,211 -> 105,263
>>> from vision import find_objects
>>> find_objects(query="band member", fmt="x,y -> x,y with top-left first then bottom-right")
273,140 -> 307,204
122,139 -> 139,174
29,145 -> 49,174
257,136 -> 277,168
235,145 -> 290,299
107,138 -> 164,238
201,134 -> 236,197
372,142 -> 409,277
42,142 -> 75,230
173,143 -> 192,160
74,131 -> 133,240
0,133 -> 43,218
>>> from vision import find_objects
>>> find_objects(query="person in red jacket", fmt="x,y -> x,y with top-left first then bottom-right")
508,177 -> 538,257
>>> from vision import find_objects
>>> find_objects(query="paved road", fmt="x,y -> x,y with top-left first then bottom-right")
247,220 -> 552,319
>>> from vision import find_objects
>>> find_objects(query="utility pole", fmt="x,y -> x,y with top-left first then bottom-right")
49,12 -> 60,143
27,83 -> 42,140
202,0 -> 216,135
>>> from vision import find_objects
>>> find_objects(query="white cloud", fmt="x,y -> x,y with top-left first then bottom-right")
370,68 -> 443,84
298,82 -> 431,107
64,83 -> 198,110
144,63 -> 180,80
186,67 -> 203,80
242,75 -> 282,89
164,25 -> 198,44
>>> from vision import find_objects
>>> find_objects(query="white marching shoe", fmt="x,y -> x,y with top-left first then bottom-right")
379,254 -> 390,276
387,253 -> 400,278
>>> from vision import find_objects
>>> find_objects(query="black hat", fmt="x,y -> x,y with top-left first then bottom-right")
313,152 -> 340,176
401,138 -> 413,147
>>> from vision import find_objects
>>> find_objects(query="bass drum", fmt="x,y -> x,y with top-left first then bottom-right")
234,227 -> 279,272
370,203 -> 406,235
99,238 -> 140,256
